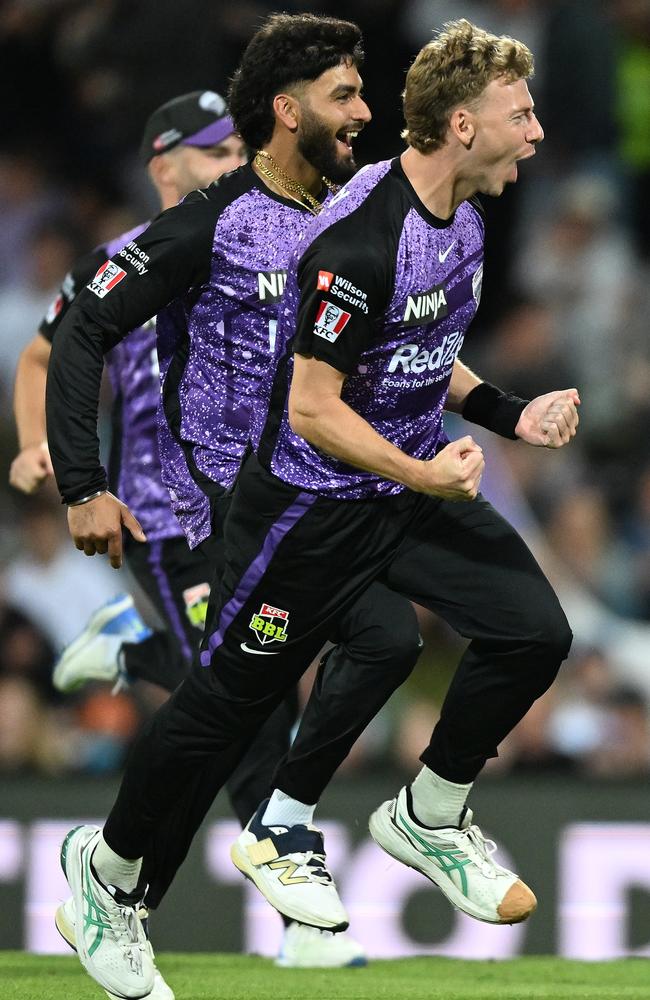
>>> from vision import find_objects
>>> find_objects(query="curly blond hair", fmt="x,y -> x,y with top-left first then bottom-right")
402,19 -> 534,153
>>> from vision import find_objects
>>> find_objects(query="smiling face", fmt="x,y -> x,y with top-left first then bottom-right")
295,61 -> 371,183
465,76 -> 544,195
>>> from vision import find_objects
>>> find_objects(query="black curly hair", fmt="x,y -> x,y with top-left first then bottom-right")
228,13 -> 364,150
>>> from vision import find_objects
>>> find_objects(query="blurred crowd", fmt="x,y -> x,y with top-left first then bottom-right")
1,0 -> 650,779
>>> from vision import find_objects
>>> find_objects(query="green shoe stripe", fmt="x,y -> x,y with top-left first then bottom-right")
82,849 -> 112,957
397,811 -> 472,897
60,826 -> 83,877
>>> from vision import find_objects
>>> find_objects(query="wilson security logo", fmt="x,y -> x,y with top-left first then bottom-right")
315,271 -> 368,314
314,300 -> 351,342
403,283 -> 448,327
117,240 -> 150,276
88,260 -> 127,298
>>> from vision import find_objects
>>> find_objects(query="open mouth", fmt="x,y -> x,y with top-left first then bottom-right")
336,128 -> 360,151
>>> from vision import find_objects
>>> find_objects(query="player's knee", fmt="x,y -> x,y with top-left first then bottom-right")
377,623 -> 423,681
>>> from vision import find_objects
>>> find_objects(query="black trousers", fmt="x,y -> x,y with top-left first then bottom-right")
123,534 -> 211,692
105,453 -> 571,863
116,499 -> 421,907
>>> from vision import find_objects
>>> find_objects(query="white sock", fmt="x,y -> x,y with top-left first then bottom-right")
92,833 -> 142,893
410,766 -> 473,828
262,789 -> 315,827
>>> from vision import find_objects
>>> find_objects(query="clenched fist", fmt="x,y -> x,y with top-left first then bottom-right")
515,389 -> 580,448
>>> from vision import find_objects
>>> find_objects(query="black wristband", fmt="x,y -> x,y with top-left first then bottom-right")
462,382 -> 529,440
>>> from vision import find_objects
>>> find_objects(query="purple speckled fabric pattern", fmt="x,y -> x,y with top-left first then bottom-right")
156,178 -> 326,549
256,159 -> 485,499
104,224 -> 183,541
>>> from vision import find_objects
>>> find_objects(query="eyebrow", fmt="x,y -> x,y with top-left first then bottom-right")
511,102 -> 535,115
329,83 -> 361,98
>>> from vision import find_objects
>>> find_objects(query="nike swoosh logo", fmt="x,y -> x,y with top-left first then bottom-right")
240,642 -> 281,655
438,241 -> 456,263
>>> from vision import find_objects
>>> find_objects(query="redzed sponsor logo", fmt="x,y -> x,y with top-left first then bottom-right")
88,260 -> 127,298
314,300 -> 352,342
317,270 -> 334,291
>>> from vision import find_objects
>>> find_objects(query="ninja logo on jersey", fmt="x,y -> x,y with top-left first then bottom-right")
249,603 -> 289,645
88,260 -> 128,298
314,300 -> 351,342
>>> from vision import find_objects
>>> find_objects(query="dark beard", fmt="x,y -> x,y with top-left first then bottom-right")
297,108 -> 357,185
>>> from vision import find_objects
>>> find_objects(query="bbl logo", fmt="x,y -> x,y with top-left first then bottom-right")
249,603 -> 289,645
183,582 -> 210,630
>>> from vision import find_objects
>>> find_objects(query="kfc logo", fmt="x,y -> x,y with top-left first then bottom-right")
88,260 -> 127,299
314,300 -> 351,343
45,294 -> 64,325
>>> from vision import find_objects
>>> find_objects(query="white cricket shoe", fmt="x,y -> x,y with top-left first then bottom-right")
369,785 -> 536,925
231,800 -> 349,931
276,922 -> 367,968
53,594 -> 152,693
59,825 -> 155,998
55,896 -> 174,1000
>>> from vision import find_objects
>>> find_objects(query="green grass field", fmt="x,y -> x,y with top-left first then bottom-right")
1,954 -> 649,1000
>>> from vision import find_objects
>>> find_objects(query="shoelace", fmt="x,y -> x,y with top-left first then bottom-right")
286,851 -> 332,885
456,825 -> 500,878
105,898 -> 147,973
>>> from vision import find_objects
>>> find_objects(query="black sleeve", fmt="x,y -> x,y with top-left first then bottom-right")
46,191 -> 219,504
292,219 -> 392,376
38,247 -> 107,343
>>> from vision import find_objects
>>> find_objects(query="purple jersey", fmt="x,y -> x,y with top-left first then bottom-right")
254,158 -> 485,499
46,164 -> 330,548
40,223 -> 182,541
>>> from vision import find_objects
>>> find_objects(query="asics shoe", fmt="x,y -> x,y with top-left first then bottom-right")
53,594 -> 152,693
276,922 -> 367,968
369,785 -> 536,924
55,896 -> 174,1000
231,800 -> 348,931
59,825 -> 155,998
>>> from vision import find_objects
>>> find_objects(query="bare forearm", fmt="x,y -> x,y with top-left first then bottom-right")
445,359 -> 482,413
14,342 -> 49,448
290,396 -> 427,491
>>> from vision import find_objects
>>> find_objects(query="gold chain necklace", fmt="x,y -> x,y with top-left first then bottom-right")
254,150 -> 338,215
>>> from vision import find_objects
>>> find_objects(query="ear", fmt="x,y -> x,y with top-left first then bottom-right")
147,154 -> 172,188
272,93 -> 300,133
450,108 -> 475,149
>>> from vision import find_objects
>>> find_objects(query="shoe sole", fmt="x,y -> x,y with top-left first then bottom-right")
230,842 -> 349,933
55,902 -> 77,952
53,596 -> 134,691
275,955 -> 368,968
369,803 -> 529,925
61,827 -> 153,1000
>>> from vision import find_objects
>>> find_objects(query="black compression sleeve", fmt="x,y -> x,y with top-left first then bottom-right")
462,381 -> 529,440
46,193 -> 219,503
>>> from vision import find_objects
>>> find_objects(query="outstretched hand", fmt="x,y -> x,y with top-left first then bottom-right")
67,491 -> 146,569
515,389 -> 580,448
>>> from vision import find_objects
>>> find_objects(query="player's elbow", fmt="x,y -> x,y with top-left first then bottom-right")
288,395 -> 314,440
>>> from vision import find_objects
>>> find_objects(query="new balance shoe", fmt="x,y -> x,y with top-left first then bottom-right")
59,825 -> 155,998
231,800 -> 348,931
369,785 -> 536,925
55,896 -> 174,1000
276,922 -> 367,968
53,594 -> 152,693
